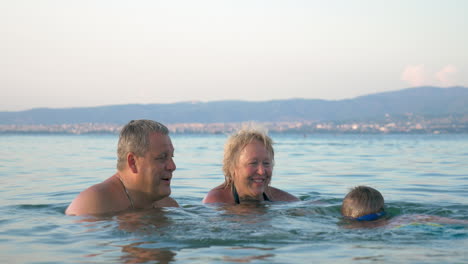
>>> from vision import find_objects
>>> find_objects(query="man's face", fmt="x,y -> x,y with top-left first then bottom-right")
135,132 -> 176,201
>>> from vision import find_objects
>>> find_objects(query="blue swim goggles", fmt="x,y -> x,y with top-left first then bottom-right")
355,211 -> 386,221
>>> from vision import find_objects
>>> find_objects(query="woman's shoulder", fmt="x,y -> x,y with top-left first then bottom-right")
202,185 -> 234,204
268,186 -> 300,202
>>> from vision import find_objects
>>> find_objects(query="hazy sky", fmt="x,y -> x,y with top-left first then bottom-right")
1,0 -> 467,111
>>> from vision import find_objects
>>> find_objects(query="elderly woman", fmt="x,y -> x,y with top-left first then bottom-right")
203,127 -> 299,204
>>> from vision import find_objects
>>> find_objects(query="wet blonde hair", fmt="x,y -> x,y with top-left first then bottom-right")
341,186 -> 384,218
222,125 -> 274,188
117,120 -> 169,171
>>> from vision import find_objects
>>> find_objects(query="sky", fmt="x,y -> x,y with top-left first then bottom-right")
1,0 -> 467,111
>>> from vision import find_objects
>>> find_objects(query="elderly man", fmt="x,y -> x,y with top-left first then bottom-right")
66,120 -> 178,216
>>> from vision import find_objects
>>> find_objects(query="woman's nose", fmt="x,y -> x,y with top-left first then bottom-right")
257,164 -> 265,175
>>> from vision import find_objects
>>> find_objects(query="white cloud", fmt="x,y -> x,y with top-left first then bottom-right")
401,65 -> 428,87
435,65 -> 458,87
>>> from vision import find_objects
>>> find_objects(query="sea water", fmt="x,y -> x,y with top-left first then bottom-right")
0,133 -> 467,263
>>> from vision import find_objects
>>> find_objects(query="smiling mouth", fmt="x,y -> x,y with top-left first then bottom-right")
252,178 -> 265,183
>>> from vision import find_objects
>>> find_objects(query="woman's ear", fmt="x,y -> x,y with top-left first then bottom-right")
231,169 -> 238,182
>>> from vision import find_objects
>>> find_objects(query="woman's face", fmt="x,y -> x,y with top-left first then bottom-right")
232,140 -> 273,200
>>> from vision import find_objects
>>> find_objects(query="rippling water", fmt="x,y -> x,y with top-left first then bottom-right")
1,133 -> 467,263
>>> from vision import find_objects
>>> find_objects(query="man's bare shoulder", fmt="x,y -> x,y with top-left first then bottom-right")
65,179 -> 121,216
268,187 -> 300,202
65,185 -> 107,215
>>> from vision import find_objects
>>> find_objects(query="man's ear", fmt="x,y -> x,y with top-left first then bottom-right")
127,153 -> 138,173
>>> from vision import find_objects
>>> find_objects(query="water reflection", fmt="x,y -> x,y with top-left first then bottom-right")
120,242 -> 176,264
218,202 -> 270,215
221,246 -> 275,263
72,208 -> 177,263
72,207 -> 173,231
215,203 -> 272,227
116,208 -> 173,233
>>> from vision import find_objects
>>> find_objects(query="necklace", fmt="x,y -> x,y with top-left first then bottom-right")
117,175 -> 135,209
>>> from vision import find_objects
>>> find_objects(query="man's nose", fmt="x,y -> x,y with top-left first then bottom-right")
167,157 -> 176,171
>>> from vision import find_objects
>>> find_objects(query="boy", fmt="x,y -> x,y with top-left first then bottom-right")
341,186 -> 386,222
341,186 -> 467,228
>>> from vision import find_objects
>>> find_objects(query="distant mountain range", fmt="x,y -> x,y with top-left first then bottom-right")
1,86 -> 467,125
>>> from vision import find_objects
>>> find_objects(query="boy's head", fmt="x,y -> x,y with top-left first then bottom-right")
341,186 -> 385,221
